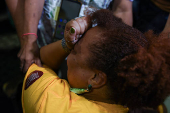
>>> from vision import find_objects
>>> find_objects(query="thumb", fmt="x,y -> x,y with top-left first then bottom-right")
65,27 -> 77,43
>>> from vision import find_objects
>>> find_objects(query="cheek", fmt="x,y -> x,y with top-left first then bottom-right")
67,67 -> 88,88
66,53 -> 91,88
67,54 -> 84,88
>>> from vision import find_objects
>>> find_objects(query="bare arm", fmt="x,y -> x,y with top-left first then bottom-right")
5,0 -> 45,73
40,17 -> 90,70
112,0 -> 133,26
23,0 -> 45,40
5,0 -> 44,46
40,0 -> 133,70
40,40 -> 69,70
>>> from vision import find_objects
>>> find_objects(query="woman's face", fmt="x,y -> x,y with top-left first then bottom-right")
67,27 -> 100,88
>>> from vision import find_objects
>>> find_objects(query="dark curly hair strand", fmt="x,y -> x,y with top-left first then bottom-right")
86,9 -> 170,110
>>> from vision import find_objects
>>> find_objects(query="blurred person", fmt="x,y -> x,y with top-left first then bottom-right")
3,0 -> 44,99
5,0 -> 114,74
22,9 -> 170,113
4,0 -> 133,98
5,0 -> 170,74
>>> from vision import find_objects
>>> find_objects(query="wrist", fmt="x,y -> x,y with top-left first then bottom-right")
22,33 -> 37,42
22,35 -> 37,43
66,41 -> 74,50
61,38 -> 72,53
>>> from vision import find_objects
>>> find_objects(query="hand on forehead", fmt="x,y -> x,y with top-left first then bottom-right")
64,17 -> 91,44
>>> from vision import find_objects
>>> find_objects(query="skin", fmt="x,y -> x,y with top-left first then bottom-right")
67,27 -> 110,103
40,0 -> 133,70
112,0 -> 133,26
67,27 -> 103,88
40,17 -> 90,70
5,0 -> 133,73
40,21 -> 109,102
5,0 -> 44,73
40,0 -> 134,101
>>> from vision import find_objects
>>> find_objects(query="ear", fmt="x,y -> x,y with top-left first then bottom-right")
88,71 -> 107,89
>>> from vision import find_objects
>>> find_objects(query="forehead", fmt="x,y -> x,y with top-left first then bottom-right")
78,27 -> 102,47
74,27 -> 102,64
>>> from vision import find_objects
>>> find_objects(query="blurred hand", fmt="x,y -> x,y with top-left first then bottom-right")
64,17 -> 91,49
18,36 -> 42,74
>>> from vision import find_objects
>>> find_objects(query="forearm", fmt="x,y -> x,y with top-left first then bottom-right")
40,17 -> 88,70
22,0 -> 45,44
5,0 -> 45,46
112,0 -> 133,26
40,40 -> 69,70
23,0 -> 44,34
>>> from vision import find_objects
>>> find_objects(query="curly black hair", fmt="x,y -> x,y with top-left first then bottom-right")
86,9 -> 170,110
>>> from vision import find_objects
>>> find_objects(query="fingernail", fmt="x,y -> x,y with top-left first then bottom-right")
70,27 -> 75,34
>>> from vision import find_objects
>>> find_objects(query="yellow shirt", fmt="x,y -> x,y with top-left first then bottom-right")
22,64 -> 129,113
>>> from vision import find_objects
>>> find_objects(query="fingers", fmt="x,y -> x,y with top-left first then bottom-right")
22,59 -> 32,73
18,41 -> 42,74
65,17 -> 90,35
18,50 -> 42,73
20,59 -> 25,72
64,26 -> 77,43
18,49 -> 29,73
74,17 -> 86,35
18,49 -> 25,72
21,59 -> 41,73
64,16 -> 91,46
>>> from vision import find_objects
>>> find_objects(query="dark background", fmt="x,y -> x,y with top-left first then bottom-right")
0,0 -> 22,113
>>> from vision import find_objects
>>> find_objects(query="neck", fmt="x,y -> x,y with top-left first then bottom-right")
82,85 -> 115,104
